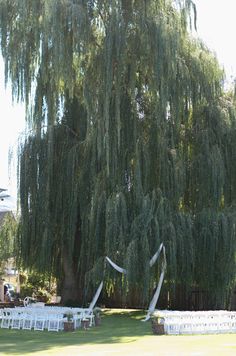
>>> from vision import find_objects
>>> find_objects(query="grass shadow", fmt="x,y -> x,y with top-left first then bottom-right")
0,309 -> 152,355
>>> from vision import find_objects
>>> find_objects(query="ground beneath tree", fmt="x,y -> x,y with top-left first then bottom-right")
0,309 -> 235,355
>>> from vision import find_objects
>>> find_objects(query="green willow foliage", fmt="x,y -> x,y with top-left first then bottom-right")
0,0 -> 236,307
0,213 -> 17,275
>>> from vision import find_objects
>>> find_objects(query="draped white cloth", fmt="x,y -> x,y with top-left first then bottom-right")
106,242 -> 165,274
88,281 -> 104,311
143,245 -> 167,321
105,256 -> 127,274
89,257 -> 126,312
149,242 -> 163,267
105,242 -> 166,322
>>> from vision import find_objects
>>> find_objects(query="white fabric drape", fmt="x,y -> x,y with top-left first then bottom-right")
88,281 -> 104,311
91,243 -> 166,320
149,242 -> 163,267
143,245 -> 167,321
143,269 -> 165,321
105,242 -> 164,273
105,256 -> 127,274
88,258 -> 126,312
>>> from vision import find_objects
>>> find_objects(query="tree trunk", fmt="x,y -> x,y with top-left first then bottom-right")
60,247 -> 80,304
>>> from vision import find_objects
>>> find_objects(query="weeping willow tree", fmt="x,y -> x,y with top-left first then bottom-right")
0,0 -> 236,308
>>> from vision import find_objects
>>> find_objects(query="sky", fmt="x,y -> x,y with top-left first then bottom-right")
0,56 -> 25,193
1,0 -> 236,205
194,0 -> 236,80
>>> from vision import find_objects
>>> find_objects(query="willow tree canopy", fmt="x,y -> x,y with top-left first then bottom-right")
0,0 -> 236,308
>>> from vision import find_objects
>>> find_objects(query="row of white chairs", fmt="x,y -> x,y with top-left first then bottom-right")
0,307 -> 95,332
153,310 -> 236,335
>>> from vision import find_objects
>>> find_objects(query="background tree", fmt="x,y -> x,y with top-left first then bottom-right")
0,0 -> 235,308
0,212 -> 17,276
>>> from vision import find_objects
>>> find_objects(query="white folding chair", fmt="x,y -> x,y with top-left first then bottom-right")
73,311 -> 84,329
179,319 -> 193,334
218,319 -> 231,333
83,309 -> 95,327
1,309 -> 12,329
22,312 -> 35,330
11,310 -> 24,329
47,313 -> 63,332
164,317 -> 180,335
33,314 -> 46,331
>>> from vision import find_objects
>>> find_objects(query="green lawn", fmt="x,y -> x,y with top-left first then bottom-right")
0,309 -> 235,355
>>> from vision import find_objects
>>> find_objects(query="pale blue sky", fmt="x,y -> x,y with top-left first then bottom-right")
0,56 -> 25,194
1,0 -> 236,194
194,0 -> 236,79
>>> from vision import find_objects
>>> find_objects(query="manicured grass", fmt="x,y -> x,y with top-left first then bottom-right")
0,309 -> 236,355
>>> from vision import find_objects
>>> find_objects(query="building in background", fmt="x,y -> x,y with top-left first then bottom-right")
0,189 -> 19,301
0,188 -> 16,213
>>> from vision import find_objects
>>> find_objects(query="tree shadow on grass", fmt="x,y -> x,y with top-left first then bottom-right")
0,310 -> 153,355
